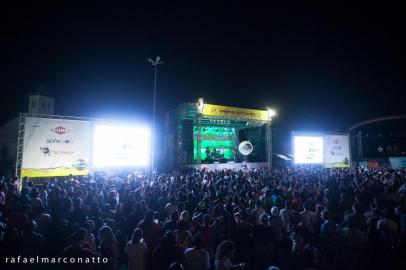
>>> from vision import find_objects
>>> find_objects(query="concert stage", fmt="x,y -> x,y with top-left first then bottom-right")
164,98 -> 275,169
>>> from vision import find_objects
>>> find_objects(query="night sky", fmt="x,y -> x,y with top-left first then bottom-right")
1,7 -> 406,132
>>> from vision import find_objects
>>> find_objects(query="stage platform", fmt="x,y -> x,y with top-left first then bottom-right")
188,162 -> 268,171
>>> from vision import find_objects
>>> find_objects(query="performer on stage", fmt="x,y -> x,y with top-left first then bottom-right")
213,148 -> 218,158
205,146 -> 211,159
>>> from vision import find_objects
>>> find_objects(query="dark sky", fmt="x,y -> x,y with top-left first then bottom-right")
1,6 -> 406,132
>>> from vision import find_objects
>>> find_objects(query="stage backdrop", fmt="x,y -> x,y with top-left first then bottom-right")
323,134 -> 351,168
21,117 -> 91,177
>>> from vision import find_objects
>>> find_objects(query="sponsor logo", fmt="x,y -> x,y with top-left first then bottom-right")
52,150 -> 75,156
40,146 -> 51,156
121,144 -> 134,150
50,126 -> 69,135
46,138 -> 73,144
39,146 -> 74,156
238,141 -> 253,155
73,159 -> 87,170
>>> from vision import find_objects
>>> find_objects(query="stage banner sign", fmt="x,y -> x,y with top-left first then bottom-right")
389,157 -> 406,169
21,117 -> 91,177
323,134 -> 350,168
202,104 -> 268,121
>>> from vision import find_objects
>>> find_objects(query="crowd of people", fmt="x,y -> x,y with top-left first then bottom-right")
0,167 -> 406,270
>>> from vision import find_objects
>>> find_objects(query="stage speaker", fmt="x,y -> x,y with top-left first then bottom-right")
181,119 -> 194,162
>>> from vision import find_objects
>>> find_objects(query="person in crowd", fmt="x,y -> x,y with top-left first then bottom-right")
30,188 -> 43,209
260,189 -> 273,213
377,209 -> 398,249
253,199 -> 266,225
125,228 -> 148,270
137,210 -> 161,252
253,214 -> 274,269
19,220 -> 46,257
300,201 -> 316,236
183,233 -> 210,270
165,196 -> 178,217
152,231 -> 183,270
269,206 -> 283,243
338,216 -> 370,270
319,209 -> 338,266
0,227 -> 18,259
215,240 -> 246,270
175,219 -> 193,250
341,202 -> 367,232
194,213 -> 218,257
291,192 -> 302,212
279,200 -> 294,234
98,225 -> 119,270
168,262 -> 184,270
234,210 -> 253,265
164,210 -> 180,232
302,244 -> 321,270
63,228 -> 97,270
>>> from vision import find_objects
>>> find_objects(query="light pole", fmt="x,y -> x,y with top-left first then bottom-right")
147,56 -> 164,176
267,107 -> 276,169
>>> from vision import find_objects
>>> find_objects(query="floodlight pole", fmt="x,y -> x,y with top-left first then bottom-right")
148,56 -> 164,176
267,119 -> 273,169
267,107 -> 276,170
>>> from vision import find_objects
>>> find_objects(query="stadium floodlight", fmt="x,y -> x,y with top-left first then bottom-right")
148,56 -> 164,66
267,107 -> 277,120
147,56 -> 164,175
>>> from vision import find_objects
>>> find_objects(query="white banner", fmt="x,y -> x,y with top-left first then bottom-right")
323,134 -> 350,168
22,117 -> 91,177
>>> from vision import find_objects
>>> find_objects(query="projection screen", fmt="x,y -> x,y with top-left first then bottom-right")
92,124 -> 150,167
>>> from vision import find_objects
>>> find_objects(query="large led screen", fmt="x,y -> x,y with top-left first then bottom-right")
293,135 -> 324,164
93,124 -> 150,167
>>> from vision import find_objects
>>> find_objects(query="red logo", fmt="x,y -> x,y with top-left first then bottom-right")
50,126 -> 69,135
